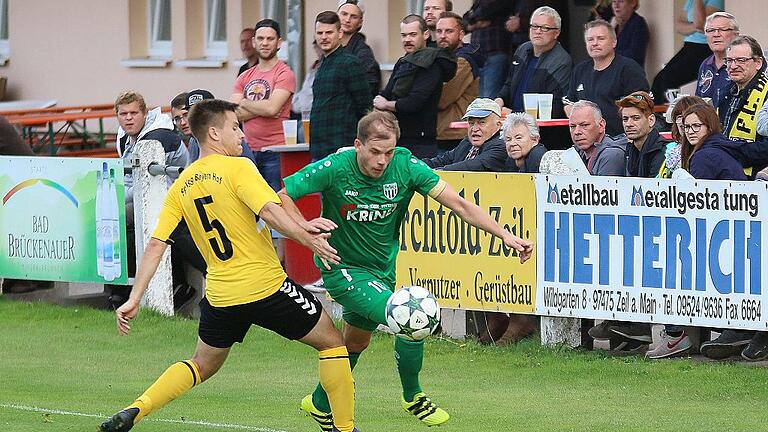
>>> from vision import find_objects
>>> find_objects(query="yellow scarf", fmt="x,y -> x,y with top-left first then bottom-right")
723,73 -> 768,176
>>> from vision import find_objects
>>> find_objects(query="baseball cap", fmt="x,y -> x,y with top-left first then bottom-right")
254,18 -> 281,38
184,89 -> 214,110
462,98 -> 501,119
338,0 -> 365,14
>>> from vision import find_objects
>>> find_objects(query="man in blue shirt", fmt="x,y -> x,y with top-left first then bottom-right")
695,12 -> 739,107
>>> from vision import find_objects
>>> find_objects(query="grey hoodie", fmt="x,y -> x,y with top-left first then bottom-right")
116,107 -> 188,202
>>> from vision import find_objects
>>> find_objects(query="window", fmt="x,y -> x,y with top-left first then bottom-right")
407,0 -> 425,15
205,0 -> 226,58
0,0 -> 9,60
260,0 -> 303,80
148,0 -> 171,58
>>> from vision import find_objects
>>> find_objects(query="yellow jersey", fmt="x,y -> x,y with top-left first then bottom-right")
153,154 -> 286,307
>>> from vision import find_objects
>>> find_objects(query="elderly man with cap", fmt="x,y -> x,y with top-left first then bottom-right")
423,97 -> 508,171
172,90 -> 256,165
231,18 -> 296,191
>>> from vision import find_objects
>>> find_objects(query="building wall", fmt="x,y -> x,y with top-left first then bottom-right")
0,0 -> 764,115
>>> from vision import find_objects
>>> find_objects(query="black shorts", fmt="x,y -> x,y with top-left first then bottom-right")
198,278 -> 323,348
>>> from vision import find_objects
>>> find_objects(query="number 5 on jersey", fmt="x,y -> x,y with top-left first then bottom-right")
194,195 -> 234,261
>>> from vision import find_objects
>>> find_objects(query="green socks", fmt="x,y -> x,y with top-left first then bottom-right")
395,337 -> 424,402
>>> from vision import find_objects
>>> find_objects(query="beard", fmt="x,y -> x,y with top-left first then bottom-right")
258,49 -> 278,61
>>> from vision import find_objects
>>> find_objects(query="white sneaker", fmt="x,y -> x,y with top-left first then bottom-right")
646,330 -> 691,359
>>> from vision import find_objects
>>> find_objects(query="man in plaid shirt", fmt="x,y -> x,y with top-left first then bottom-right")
464,0 -> 513,97
310,10 -> 372,161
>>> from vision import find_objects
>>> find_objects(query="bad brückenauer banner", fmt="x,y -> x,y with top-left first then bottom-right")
536,175 -> 767,330
0,157 -> 128,284
396,171 -> 537,313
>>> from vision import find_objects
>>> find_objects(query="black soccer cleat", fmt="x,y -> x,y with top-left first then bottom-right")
99,407 -> 139,432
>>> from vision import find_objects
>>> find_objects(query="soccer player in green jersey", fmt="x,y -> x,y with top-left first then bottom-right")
279,110 -> 533,429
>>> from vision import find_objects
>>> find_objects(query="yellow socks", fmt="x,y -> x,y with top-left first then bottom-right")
125,360 -> 200,424
318,346 -> 355,432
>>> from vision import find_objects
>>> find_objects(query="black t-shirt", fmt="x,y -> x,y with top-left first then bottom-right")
238,61 -> 256,77
568,55 -> 649,136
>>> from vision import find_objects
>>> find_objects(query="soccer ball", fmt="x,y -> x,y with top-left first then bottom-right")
385,286 -> 441,341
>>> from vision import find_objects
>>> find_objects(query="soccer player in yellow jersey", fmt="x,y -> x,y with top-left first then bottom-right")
100,100 -> 359,432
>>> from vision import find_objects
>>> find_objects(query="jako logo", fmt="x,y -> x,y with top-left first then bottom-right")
631,186 -> 645,206
2,178 -> 79,207
547,184 -> 560,204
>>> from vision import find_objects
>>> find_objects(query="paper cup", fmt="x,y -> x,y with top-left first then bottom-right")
282,119 -> 298,145
523,93 -> 539,119
538,94 -> 553,120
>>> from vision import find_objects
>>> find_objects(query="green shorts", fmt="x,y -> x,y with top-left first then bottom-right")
322,267 -> 394,332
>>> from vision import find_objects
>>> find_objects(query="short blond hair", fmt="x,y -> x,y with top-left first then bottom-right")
114,91 -> 147,113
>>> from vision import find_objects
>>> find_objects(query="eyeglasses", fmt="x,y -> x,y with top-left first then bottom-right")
724,56 -> 757,66
682,122 -> 704,133
530,24 -> 558,33
705,27 -> 735,34
172,113 -> 188,124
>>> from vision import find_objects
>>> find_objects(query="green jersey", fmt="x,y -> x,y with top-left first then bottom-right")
284,148 -> 439,281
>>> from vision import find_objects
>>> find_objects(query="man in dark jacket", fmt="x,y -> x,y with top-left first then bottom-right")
424,97 -> 508,171
495,6 -> 571,119
617,91 -> 667,178
338,0 -> 381,97
375,14 -> 457,158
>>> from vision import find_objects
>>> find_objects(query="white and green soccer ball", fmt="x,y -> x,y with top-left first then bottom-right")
385,286 -> 440,341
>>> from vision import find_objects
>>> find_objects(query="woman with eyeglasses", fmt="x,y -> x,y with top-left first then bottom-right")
680,104 -> 746,180
657,95 -> 707,178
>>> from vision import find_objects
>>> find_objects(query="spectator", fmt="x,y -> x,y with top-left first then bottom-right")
435,12 -> 483,154
114,90 -> 189,308
495,6 -> 572,119
650,0 -> 723,104
338,0 -> 382,97
590,0 -> 613,22
310,11 -> 372,160
696,12 -> 740,107
503,112 -> 548,173
116,91 -> 187,205
424,97 -> 508,172
689,102 -> 768,361
464,0 -> 514,97
611,0 -> 649,67
657,95 -> 707,178
375,14 -> 457,158
423,0 -> 452,47
172,90 -> 256,166
569,100 -> 628,177
237,28 -> 258,77
617,91 -> 667,177
0,116 -> 49,294
567,19 -> 649,137
717,35 -> 768,167
291,41 -> 323,120
231,19 -> 295,191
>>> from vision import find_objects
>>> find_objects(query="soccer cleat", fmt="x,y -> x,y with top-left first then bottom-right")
401,392 -> 450,426
587,320 -> 618,340
301,394 -> 334,432
99,408 -> 139,432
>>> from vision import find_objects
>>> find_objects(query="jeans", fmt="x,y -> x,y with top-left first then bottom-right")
254,150 -> 282,191
479,52 -> 509,98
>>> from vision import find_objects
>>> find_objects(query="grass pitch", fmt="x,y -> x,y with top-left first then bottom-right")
1,298 -> 767,431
